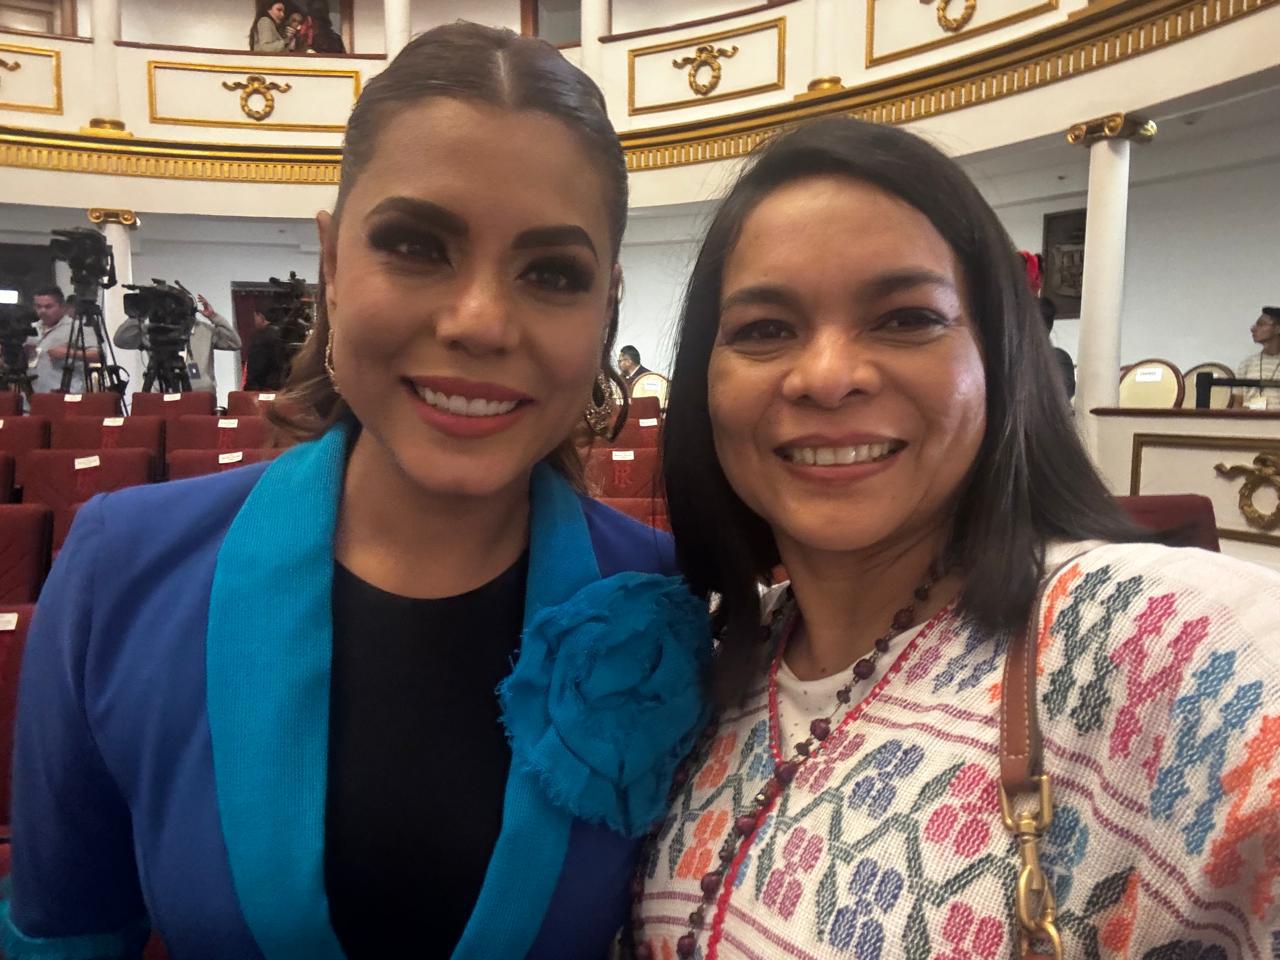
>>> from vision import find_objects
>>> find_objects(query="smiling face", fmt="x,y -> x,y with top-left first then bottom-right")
319,97 -> 614,501
708,175 -> 987,559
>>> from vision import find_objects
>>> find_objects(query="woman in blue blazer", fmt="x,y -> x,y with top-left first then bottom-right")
3,23 -> 708,960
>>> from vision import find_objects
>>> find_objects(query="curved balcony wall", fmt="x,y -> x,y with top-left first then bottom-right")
0,0 -> 1276,215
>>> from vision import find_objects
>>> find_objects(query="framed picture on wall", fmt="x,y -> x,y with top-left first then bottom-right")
250,0 -> 353,53
1041,209 -> 1086,321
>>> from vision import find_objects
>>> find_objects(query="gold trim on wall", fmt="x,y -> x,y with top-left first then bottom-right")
620,0 -> 1277,171
0,0 -> 1274,180
146,60 -> 360,132
1128,432 -> 1280,547
627,17 -> 786,116
866,0 -> 1059,68
0,40 -> 61,115
86,207 -> 138,225
0,128 -> 340,183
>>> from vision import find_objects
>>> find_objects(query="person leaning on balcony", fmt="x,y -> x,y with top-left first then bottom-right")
248,0 -> 294,52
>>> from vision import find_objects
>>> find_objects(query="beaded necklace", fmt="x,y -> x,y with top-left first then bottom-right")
626,561 -> 945,960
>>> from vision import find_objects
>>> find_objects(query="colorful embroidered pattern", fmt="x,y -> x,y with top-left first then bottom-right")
637,543 -> 1280,959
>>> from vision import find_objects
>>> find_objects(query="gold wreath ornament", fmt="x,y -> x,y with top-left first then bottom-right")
672,44 -> 739,97
221,74 -> 293,122
1215,453 -> 1280,532
0,58 -> 20,89
936,0 -> 978,32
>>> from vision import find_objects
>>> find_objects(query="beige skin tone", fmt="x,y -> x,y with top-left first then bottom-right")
618,354 -> 637,377
709,176 -> 987,680
31,294 -> 99,364
1228,313 -> 1280,407
318,98 -> 618,599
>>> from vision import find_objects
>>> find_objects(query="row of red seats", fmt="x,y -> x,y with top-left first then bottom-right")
0,415 -> 272,458
0,390 -> 279,421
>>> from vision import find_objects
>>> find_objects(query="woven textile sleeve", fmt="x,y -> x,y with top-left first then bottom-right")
637,541 -> 1280,960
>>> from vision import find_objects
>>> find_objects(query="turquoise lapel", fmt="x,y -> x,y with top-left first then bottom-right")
207,428 -> 598,960
451,462 -> 597,960
207,424 -> 349,960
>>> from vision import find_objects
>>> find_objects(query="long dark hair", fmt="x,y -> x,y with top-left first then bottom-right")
662,117 -> 1146,704
249,0 -> 285,49
269,21 -> 631,484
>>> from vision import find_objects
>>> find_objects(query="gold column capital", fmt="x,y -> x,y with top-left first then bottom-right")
86,208 -> 139,227
1066,113 -> 1157,146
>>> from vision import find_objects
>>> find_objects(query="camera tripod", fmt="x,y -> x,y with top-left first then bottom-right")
139,341 -> 194,393
48,228 -> 129,403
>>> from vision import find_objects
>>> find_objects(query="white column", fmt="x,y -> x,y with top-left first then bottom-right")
87,0 -> 124,130
579,0 -> 609,86
807,0 -> 844,93
95,213 -> 143,401
1069,115 -> 1154,460
384,0 -> 411,61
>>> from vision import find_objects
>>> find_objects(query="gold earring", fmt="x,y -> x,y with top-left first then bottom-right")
324,328 -> 339,388
583,372 -> 617,438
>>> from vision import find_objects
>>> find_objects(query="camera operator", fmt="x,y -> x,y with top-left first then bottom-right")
114,292 -> 240,393
243,274 -> 313,391
25,287 -> 100,394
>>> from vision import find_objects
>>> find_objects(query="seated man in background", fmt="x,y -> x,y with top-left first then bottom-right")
1231,306 -> 1280,409
617,344 -> 649,386
25,286 -> 99,394
113,293 -> 241,394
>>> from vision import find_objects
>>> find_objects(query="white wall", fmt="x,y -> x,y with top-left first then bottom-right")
121,0 -> 262,49
413,0 -> 520,35
610,0 -> 753,35
991,156 -> 1280,374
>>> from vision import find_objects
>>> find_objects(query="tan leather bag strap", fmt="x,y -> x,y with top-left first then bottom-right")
999,548 -> 1095,794
1000,547 -> 1099,959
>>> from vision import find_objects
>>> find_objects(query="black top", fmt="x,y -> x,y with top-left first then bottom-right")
325,553 -> 529,957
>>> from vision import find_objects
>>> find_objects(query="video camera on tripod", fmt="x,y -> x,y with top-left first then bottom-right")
0,304 -> 37,396
46,227 -> 129,398
123,280 -> 198,393
262,272 -> 314,349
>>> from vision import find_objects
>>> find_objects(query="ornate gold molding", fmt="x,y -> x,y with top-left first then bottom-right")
86,208 -> 139,227
0,0 -> 1273,181
146,61 -> 359,132
1066,112 -> 1158,145
221,75 -> 293,122
0,41 -> 61,115
672,44 -> 739,97
622,0 -> 1272,171
628,18 -> 786,116
1215,454 -> 1280,532
0,128 -> 341,184
936,0 -> 980,33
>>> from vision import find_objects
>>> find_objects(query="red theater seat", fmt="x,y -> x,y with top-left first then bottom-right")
0,603 -> 34,830
51,416 -> 165,476
167,448 -> 281,480
600,496 -> 670,531
0,416 -> 50,458
17,449 -> 151,548
1116,494 -> 1220,551
130,391 -> 216,420
0,393 -> 20,416
585,447 -> 661,499
0,505 -> 52,603
167,416 -> 271,452
226,390 -> 280,416
0,453 -> 11,503
629,395 -> 661,422
29,392 -> 122,420
612,415 -> 661,449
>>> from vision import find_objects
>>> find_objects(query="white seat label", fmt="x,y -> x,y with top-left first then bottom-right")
638,418 -> 659,427
102,417 -> 125,427
218,451 -> 245,464
611,450 -> 635,461
218,419 -> 239,428
74,455 -> 101,470
163,393 -> 181,401
0,612 -> 18,631
64,394 -> 82,403
257,393 -> 276,401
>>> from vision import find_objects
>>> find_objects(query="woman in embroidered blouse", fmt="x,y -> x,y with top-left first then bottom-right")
4,23 -> 708,960
633,118 -> 1280,959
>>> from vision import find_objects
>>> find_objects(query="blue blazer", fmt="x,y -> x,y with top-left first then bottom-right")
3,425 -> 709,960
